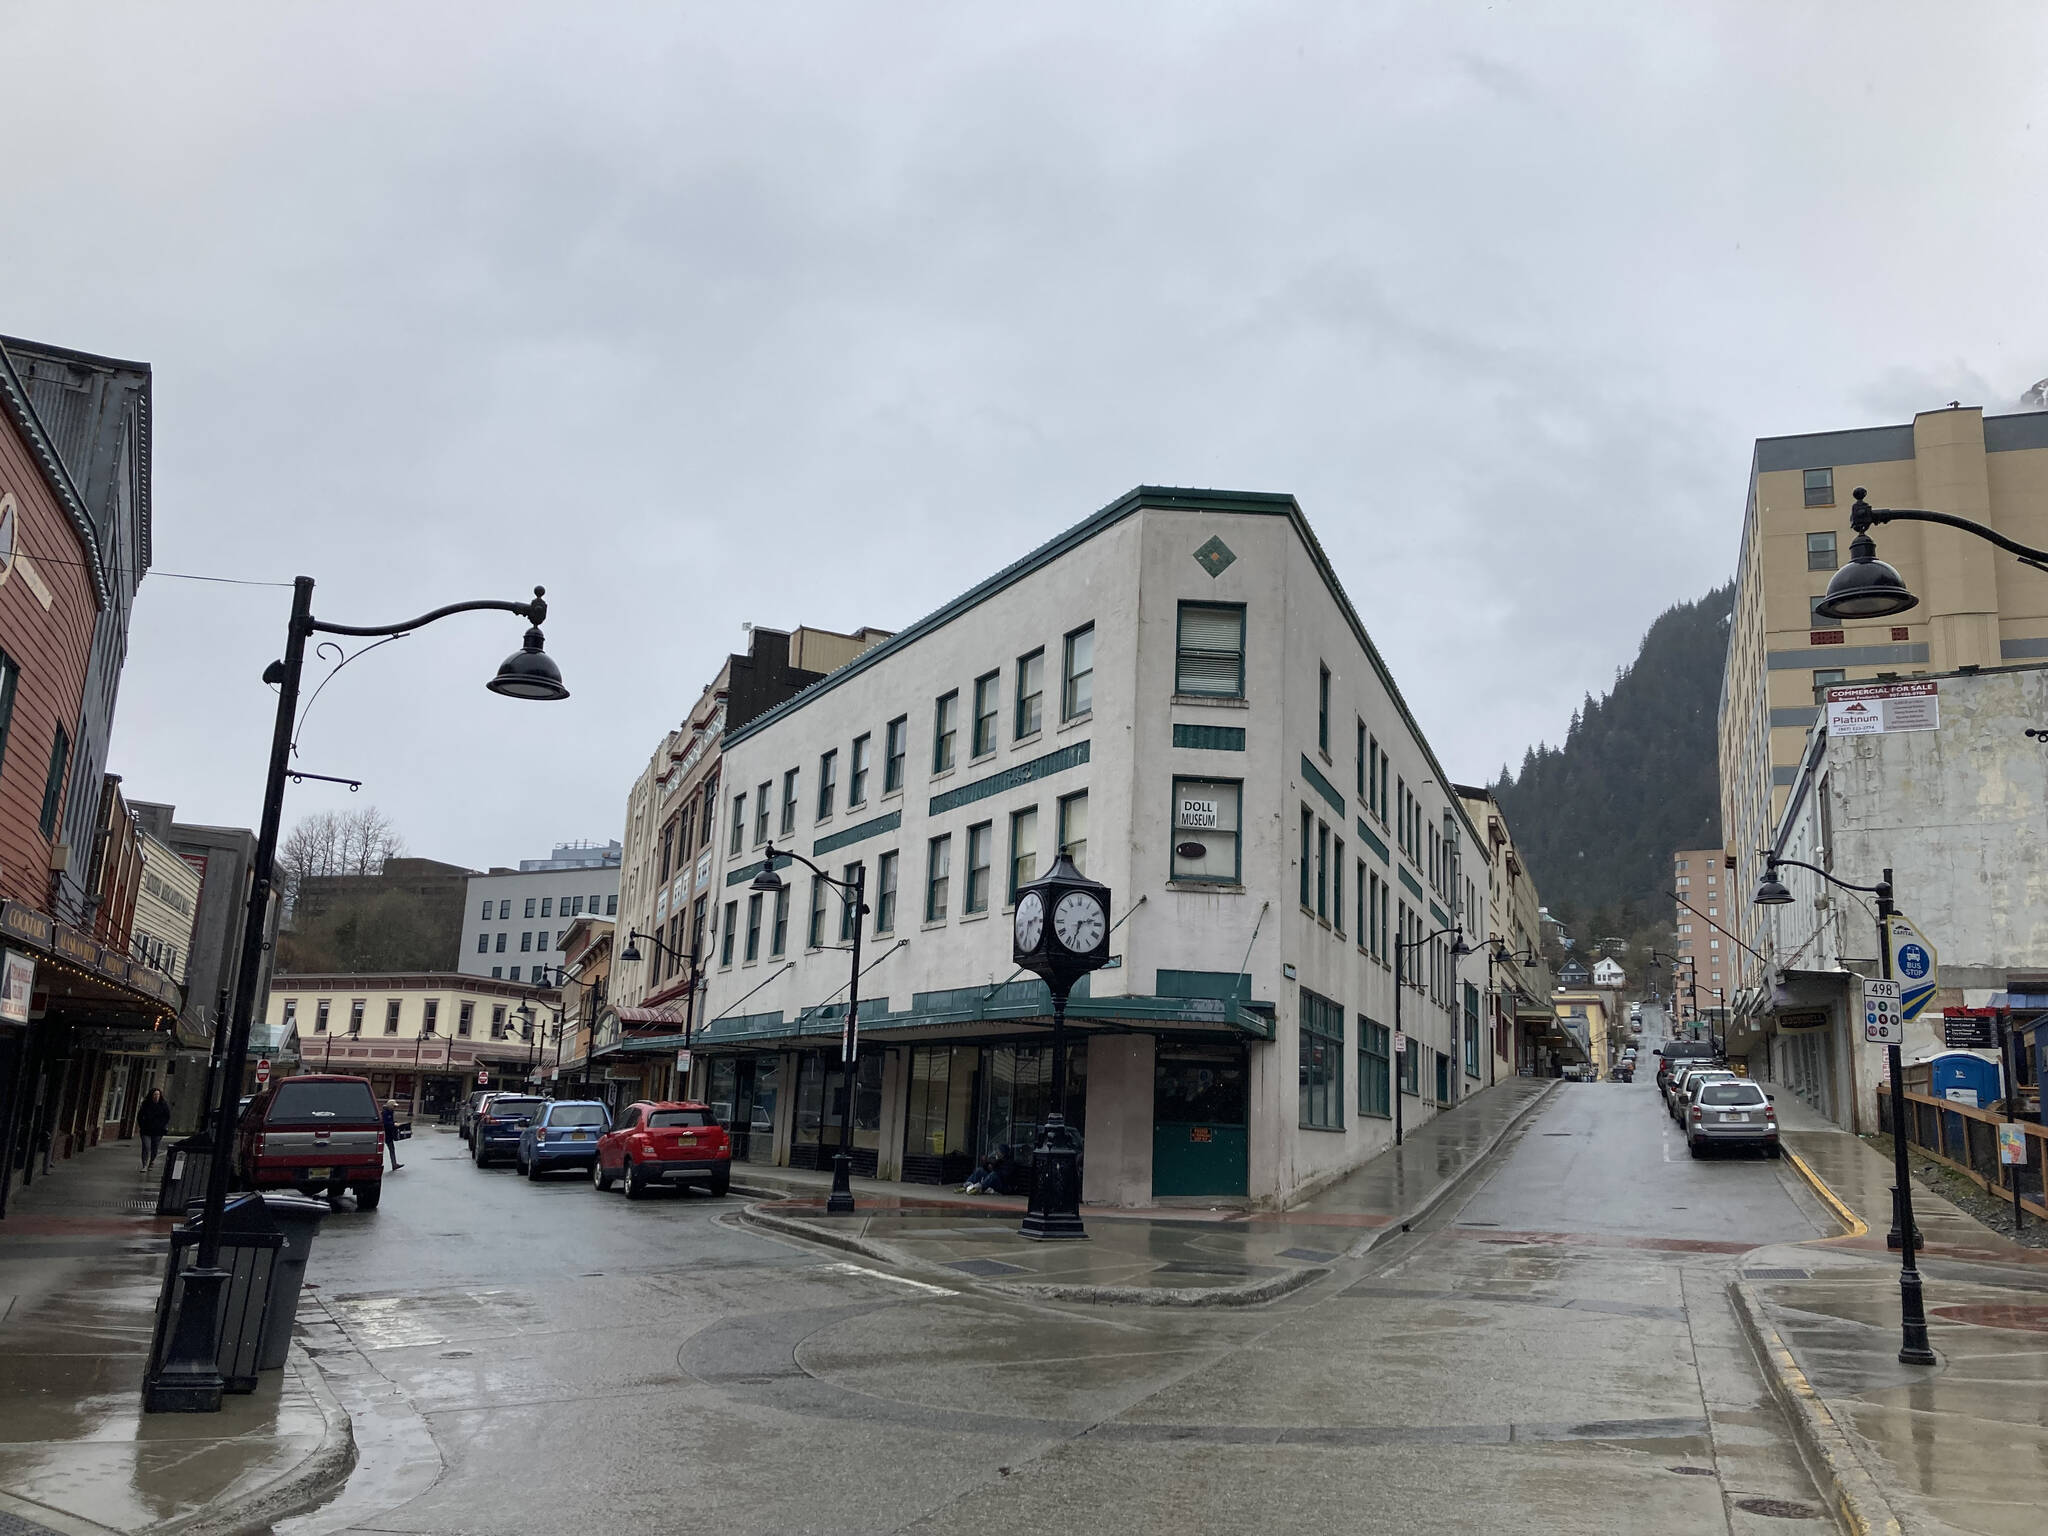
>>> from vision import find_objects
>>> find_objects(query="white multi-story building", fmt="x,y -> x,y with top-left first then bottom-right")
680,486 -> 1487,1208
459,842 -> 622,984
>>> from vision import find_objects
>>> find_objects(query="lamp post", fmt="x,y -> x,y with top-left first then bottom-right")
1649,950 -> 1700,1040
750,844 -> 866,1215
1481,936 -> 1538,1082
1392,925 -> 1472,1144
144,577 -> 565,1415
617,929 -> 704,1095
1754,856 -> 1936,1366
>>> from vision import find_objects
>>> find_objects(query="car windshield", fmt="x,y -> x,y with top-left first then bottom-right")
265,1080 -> 379,1125
1688,1074 -> 1735,1093
1701,1084 -> 1767,1106
487,1097 -> 543,1118
547,1105 -> 607,1127
648,1109 -> 712,1128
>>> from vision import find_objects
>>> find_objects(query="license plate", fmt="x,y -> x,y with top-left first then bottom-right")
1720,1113 -> 1748,1124
571,1132 -> 591,1140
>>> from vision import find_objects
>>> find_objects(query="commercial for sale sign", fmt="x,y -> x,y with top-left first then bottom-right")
0,949 -> 32,1024
1885,914 -> 1940,1021
1825,680 -> 1938,736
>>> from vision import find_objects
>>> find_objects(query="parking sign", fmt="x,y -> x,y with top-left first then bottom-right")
1863,979 -> 1903,1044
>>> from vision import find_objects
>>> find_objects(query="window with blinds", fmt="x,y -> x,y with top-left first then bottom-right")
1175,603 -> 1246,697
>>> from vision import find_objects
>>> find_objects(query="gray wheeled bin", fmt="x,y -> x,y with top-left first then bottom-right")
254,1192 -> 327,1369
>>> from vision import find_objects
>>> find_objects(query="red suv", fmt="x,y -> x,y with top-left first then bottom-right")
236,1074 -> 386,1209
592,1101 -> 731,1199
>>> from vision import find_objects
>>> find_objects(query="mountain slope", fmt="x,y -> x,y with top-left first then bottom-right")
1491,582 -> 1734,945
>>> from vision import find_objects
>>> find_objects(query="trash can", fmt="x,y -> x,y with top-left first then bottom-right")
145,1193 -> 283,1393
254,1193 -> 327,1370
157,1132 -> 219,1216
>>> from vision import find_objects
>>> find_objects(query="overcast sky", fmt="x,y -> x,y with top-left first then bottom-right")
5,4 -> 2044,869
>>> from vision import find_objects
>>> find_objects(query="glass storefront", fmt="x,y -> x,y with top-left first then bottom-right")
792,1051 -> 884,1175
706,1053 -> 781,1164
899,1041 -> 1087,1185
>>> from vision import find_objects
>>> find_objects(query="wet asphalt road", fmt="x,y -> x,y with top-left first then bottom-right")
282,1040 -> 1839,1536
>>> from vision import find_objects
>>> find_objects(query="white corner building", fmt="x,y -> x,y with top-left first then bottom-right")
682,487 -> 1491,1208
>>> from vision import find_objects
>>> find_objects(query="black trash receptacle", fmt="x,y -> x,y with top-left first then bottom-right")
157,1133 -> 218,1216
146,1193 -> 283,1394
254,1193 -> 327,1370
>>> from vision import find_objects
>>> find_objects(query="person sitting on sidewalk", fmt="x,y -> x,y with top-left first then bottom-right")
137,1089 -> 171,1169
963,1143 -> 1015,1195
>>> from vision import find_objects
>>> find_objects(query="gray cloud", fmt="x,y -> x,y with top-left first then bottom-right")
2,2 -> 2043,862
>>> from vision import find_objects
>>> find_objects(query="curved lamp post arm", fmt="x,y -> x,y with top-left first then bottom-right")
1852,496 -> 2048,571
759,841 -> 861,901
309,588 -> 548,639
1766,854 -> 1891,900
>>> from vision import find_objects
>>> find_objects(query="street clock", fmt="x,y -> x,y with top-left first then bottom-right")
1012,852 -> 1112,983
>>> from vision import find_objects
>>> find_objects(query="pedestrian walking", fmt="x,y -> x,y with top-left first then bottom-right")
137,1088 -> 171,1169
382,1100 -> 404,1170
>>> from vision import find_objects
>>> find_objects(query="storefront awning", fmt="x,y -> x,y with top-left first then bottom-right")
615,1004 -> 682,1027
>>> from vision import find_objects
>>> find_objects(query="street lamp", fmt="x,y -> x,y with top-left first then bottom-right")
1754,855 -> 1936,1366
145,577 -> 565,1415
1812,486 -> 2048,623
1649,950 -> 1700,1036
1479,936 -> 1538,1083
750,844 -> 866,1215
1392,925 -> 1471,1145
617,929 -> 705,1091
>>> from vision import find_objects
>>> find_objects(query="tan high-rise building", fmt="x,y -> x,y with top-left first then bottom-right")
1719,404 -> 2048,991
1670,848 -> 1731,1017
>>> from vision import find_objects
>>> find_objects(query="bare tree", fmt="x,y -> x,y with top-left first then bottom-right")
277,806 -> 406,915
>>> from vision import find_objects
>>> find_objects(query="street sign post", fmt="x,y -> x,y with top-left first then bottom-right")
1863,979 -> 1903,1044
477,1068 -> 489,1086
254,1057 -> 270,1086
1943,1013 -> 1996,1050
1392,1030 -> 1407,1054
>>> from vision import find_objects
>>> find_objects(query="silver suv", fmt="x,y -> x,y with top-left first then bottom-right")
1684,1078 -> 1780,1157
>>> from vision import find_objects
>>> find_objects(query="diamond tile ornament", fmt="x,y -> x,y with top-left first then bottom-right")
1193,536 -> 1236,578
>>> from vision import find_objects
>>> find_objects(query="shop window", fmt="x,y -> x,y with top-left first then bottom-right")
1359,1017 -> 1390,1118
1300,989 -> 1344,1130
1172,778 -> 1241,884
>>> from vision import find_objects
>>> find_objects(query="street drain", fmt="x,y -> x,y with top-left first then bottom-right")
1666,1465 -> 1715,1477
1734,1497 -> 1821,1519
1742,1268 -> 1809,1281
438,1349 -> 474,1359
1541,1132 -> 1573,1137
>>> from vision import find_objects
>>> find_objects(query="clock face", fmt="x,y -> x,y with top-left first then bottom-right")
1052,891 -> 1106,953
1014,891 -> 1044,952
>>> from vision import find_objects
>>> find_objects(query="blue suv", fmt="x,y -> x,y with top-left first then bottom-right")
518,1100 -> 611,1180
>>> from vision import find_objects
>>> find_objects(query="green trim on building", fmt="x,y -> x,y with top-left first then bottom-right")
1355,818 -> 1388,863
1172,723 -> 1246,752
812,809 -> 901,858
929,739 -> 1089,817
1157,969 -> 1252,1001
1398,866 -> 1425,903
1430,901 -> 1449,929
1300,754 -> 1345,818
725,852 -> 793,889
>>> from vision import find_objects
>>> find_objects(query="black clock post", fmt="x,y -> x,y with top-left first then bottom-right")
1011,851 -> 1111,1241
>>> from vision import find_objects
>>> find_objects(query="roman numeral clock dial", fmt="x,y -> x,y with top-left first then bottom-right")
1052,891 -> 1105,953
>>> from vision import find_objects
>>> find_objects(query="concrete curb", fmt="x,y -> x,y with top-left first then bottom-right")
140,1343 -> 358,1536
1784,1150 -> 1871,1239
1728,1279 -> 1904,1536
1342,1078 -> 1563,1260
736,1199 -> 1328,1307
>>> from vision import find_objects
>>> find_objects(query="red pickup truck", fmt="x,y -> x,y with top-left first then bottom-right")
236,1074 -> 386,1210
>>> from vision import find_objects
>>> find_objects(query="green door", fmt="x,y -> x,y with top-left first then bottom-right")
1152,1043 -> 1249,1197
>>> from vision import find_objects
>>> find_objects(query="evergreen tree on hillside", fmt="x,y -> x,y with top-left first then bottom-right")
1492,583 -> 1733,955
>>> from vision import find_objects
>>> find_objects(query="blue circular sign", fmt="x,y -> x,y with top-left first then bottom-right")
1897,942 -> 1930,980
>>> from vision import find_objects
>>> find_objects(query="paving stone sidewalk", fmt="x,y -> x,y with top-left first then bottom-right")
1737,1095 -> 2048,1536
738,1075 -> 1556,1302
0,1141 -> 353,1536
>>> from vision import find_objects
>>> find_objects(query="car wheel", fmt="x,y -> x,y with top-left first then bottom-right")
709,1169 -> 730,1198
1766,1143 -> 1783,1159
515,1150 -> 529,1176
355,1182 -> 382,1211
624,1158 -> 646,1200
526,1155 -> 543,1180
593,1157 -> 614,1192
475,1144 -> 490,1168
1687,1139 -> 1704,1159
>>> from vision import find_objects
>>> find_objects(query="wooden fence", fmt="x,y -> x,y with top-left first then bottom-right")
1876,1085 -> 2048,1223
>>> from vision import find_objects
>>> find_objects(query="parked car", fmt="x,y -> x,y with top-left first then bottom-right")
593,1100 -> 732,1199
234,1074 -> 385,1210
517,1100 -> 611,1179
471,1094 -> 545,1168
1657,1043 -> 1721,1099
1673,1068 -> 1738,1122
458,1090 -> 497,1145
1686,1079 -> 1780,1157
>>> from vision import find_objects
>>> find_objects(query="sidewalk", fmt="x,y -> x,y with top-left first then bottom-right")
1736,1095 -> 2048,1536
0,1140 -> 353,1536
738,1075 -> 1556,1303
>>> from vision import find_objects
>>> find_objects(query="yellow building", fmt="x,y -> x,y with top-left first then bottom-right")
1720,405 -> 2048,999
1552,990 -> 1612,1078
268,972 -> 562,1118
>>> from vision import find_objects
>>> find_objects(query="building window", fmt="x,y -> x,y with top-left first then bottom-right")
499,900 -> 511,920
745,893 -> 763,962
934,691 -> 959,773
1355,719 -> 1367,797
508,965 -> 521,982
1015,650 -> 1044,738
1804,468 -> 1834,508
964,824 -> 992,914
720,901 -> 738,965
457,1001 -> 473,1037
282,999 -> 298,1029
476,932 -> 490,954
480,899 -> 493,920
540,896 -> 552,918
1813,668 -> 1845,701
1333,836 -> 1346,935
491,966 -> 502,979
1299,807 -> 1313,908
884,717 -> 907,794
1058,790 -> 1088,875
1063,625 -> 1094,719
314,999 -> 330,1033
770,886 -> 790,956
1171,778 -> 1241,883
1009,806 -> 1038,902
1299,989 -> 1344,1130
1355,861 -> 1368,950
520,931 -> 533,952
524,897 -> 537,918
1359,1016 -> 1390,1118
926,834 -> 952,921
1318,664 -> 1331,754
37,725 -> 67,838
1464,984 -> 1481,1077
423,999 -> 439,1035
972,672 -> 999,757
1807,530 -> 1838,571
0,654 -> 18,779
491,1005 -> 506,1039
838,863 -> 864,941
1316,820 -> 1330,919
607,894 -> 617,916
691,896 -> 707,960
1400,1030 -> 1420,1095
729,791 -> 747,855
875,851 -> 899,935
1809,595 -> 1835,628
817,750 -> 838,819
808,876 -> 828,949
755,781 -> 772,844
1176,603 -> 1246,697
848,735 -> 871,808
495,932 -> 507,953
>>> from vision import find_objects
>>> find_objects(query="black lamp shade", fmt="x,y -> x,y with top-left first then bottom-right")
1814,532 -> 1917,621
750,866 -> 786,893
488,626 -> 570,700
619,936 -> 643,964
1753,872 -> 1794,906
